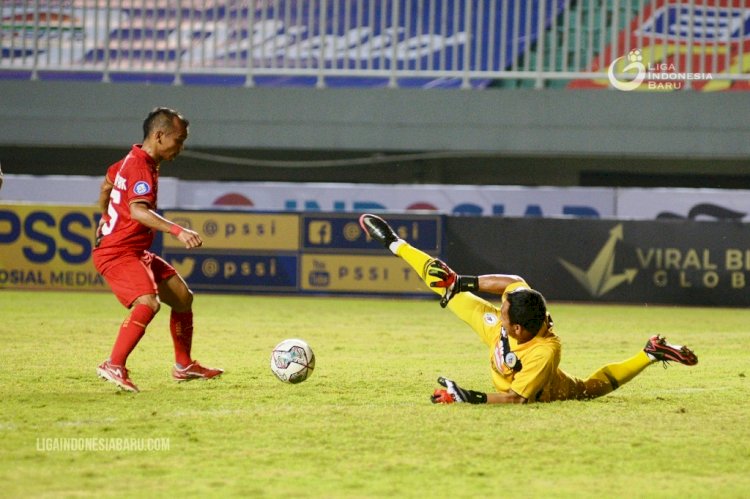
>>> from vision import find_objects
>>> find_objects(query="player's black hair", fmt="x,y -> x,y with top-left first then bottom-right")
142,107 -> 189,139
506,288 -> 547,335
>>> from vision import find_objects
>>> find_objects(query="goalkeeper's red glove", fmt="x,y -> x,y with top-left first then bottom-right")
431,389 -> 455,404
425,259 -> 479,308
430,377 -> 487,404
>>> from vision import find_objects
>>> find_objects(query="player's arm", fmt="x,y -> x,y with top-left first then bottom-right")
95,176 -> 114,246
431,377 -> 528,405
129,201 -> 203,249
486,390 -> 527,404
426,258 -> 525,307
477,274 -> 525,295
98,176 -> 114,213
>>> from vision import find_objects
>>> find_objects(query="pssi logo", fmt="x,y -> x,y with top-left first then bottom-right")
0,208 -> 98,263
133,181 -> 151,195
558,224 -> 637,297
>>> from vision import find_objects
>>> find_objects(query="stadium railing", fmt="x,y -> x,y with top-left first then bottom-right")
1,0 -> 748,90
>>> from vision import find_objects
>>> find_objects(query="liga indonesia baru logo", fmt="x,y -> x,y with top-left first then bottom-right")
607,49 -> 713,91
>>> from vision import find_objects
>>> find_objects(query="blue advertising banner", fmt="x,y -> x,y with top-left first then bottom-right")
5,203 -> 750,306
301,213 -> 441,252
0,204 -> 104,291
163,251 -> 299,292
158,210 -> 443,296
298,212 -> 442,295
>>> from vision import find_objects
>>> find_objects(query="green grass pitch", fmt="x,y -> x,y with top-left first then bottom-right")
1,290 -> 749,498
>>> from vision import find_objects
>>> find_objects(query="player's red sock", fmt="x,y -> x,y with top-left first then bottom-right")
110,304 -> 156,366
170,311 -> 194,367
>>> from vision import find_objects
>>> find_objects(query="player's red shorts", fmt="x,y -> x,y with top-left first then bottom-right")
94,250 -> 178,308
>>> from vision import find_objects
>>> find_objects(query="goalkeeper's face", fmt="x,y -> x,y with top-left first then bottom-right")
500,301 -> 534,344
503,289 -> 548,344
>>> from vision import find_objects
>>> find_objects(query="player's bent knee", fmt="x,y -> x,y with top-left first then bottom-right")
133,295 -> 160,313
176,288 -> 193,309
170,289 -> 193,313
184,288 -> 194,307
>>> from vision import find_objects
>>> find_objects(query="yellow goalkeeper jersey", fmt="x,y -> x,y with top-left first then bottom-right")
449,280 -> 583,402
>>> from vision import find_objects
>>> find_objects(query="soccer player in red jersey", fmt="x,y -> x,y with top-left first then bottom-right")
93,107 -> 222,393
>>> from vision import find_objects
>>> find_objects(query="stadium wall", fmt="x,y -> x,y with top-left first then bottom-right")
1,80 -> 748,187
2,203 -> 748,306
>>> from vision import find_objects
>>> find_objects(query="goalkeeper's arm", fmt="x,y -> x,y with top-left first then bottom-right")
426,258 -> 526,307
486,391 -> 527,404
477,274 -> 526,296
431,377 -> 527,405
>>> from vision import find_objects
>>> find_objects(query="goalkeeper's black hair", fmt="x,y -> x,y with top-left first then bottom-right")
506,288 -> 547,336
142,107 -> 189,140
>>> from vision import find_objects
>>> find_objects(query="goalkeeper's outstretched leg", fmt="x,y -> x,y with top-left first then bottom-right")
358,213 -> 503,329
359,213 -> 446,295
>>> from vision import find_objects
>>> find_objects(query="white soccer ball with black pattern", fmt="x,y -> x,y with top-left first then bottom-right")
270,338 -> 315,384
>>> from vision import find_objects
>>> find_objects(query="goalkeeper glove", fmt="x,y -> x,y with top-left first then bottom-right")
430,376 -> 487,404
425,259 -> 479,308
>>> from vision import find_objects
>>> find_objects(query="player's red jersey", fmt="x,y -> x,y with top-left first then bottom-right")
94,145 -> 159,268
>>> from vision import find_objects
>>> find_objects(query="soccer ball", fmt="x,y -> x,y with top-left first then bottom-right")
270,338 -> 315,384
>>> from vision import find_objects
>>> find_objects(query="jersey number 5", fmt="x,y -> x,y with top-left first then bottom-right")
101,189 -> 121,237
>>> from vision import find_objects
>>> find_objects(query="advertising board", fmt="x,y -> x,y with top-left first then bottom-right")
0,204 -> 103,290
446,217 -> 750,306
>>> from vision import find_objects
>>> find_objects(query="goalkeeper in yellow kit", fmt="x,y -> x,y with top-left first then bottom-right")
359,214 -> 698,405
